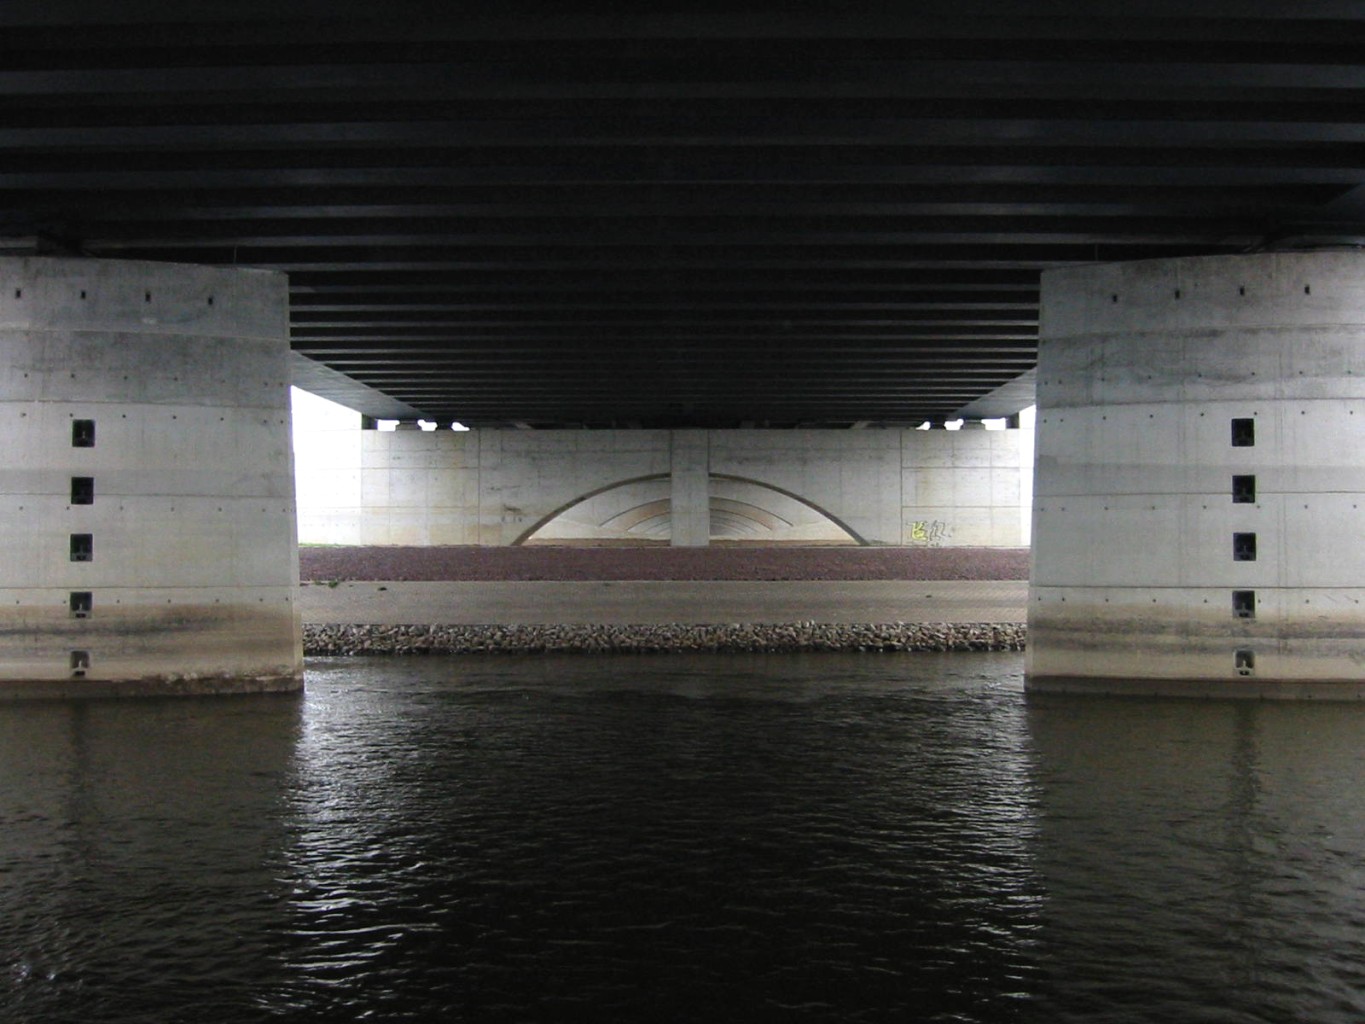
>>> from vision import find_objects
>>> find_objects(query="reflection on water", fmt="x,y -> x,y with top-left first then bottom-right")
271,655 -> 1042,1023
0,694 -> 300,1022
1028,696 -> 1365,1023
0,653 -> 1363,1022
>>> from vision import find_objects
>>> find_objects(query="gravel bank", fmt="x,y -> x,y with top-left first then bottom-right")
303,621 -> 1027,656
300,547 -> 1030,657
300,545 -> 1030,582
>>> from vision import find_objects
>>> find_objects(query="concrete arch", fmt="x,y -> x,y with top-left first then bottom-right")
709,497 -> 794,534
600,499 -> 672,534
512,474 -> 670,546
709,473 -> 868,545
515,472 -> 865,545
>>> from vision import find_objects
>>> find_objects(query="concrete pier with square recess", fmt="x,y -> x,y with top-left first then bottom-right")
1029,252 -> 1365,698
0,258 -> 302,698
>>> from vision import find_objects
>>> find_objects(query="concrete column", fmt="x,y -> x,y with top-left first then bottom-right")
1029,251 -> 1365,698
670,430 -> 710,546
0,258 -> 302,698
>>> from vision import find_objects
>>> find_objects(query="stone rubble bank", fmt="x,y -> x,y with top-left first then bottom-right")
304,622 -> 1026,656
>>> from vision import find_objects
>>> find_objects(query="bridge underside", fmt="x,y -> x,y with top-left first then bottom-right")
3,4 -> 1365,427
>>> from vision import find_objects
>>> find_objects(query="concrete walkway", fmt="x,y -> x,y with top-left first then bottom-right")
299,579 -> 1028,626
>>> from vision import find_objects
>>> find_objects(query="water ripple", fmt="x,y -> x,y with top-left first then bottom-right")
2,654 -> 1365,1022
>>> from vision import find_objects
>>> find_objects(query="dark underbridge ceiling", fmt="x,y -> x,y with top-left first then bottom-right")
5,2 -> 1365,427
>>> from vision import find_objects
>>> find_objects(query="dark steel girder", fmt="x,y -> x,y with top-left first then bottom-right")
4,4 -> 1365,426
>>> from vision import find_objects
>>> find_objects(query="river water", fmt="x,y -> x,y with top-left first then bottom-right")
2,652 -> 1364,1023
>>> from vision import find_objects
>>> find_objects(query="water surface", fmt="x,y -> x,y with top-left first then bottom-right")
2,652 -> 1363,1022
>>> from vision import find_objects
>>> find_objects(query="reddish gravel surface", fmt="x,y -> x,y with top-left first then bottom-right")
300,545 -> 1030,582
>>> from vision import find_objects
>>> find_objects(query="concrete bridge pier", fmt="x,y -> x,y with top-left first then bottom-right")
1028,251 -> 1365,698
0,258 -> 303,698
669,430 -> 710,546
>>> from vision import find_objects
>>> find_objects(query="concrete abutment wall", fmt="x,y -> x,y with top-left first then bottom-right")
295,425 -> 1028,548
0,258 -> 302,698
1029,251 -> 1365,698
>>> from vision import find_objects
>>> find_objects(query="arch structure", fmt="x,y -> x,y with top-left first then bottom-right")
1029,251 -> 1365,699
519,473 -> 862,546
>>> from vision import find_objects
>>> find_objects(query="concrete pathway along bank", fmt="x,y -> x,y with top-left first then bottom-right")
299,579 -> 1029,627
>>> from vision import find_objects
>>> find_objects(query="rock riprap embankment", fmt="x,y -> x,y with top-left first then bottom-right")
304,622 -> 1026,656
